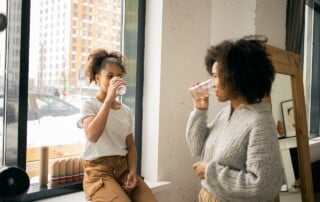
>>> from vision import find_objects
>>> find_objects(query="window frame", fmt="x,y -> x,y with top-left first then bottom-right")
4,0 -> 29,169
2,0 -> 146,200
309,2 -> 320,138
123,0 -> 146,175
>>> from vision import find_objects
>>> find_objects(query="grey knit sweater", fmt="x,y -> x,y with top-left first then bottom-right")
186,102 -> 283,202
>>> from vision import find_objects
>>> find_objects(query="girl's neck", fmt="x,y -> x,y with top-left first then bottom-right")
96,91 -> 106,102
96,92 -> 121,109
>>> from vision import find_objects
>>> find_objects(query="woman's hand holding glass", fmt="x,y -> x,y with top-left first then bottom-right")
189,78 -> 214,110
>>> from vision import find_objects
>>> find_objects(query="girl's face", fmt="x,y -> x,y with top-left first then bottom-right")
95,64 -> 124,93
212,62 -> 229,102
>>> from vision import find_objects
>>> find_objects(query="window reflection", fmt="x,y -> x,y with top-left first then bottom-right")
0,0 -> 6,167
28,0 -> 124,184
1,0 -> 22,167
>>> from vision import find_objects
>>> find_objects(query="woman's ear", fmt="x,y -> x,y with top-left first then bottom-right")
95,74 -> 100,84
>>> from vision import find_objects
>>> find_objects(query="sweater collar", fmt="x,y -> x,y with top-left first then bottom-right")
227,102 -> 272,120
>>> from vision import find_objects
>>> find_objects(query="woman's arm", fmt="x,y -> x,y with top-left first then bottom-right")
186,108 -> 209,157
204,115 -> 283,201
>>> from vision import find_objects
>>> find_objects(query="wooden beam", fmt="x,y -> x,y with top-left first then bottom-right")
266,44 -> 314,202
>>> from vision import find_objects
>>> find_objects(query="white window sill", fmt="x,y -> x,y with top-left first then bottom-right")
35,180 -> 171,201
146,180 -> 171,193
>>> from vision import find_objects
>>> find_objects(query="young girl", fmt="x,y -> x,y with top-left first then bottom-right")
77,49 -> 157,202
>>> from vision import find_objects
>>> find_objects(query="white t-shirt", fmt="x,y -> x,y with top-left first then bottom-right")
77,97 -> 133,160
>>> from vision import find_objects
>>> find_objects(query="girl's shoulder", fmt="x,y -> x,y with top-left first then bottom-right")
80,97 -> 101,112
83,97 -> 101,106
120,103 -> 133,114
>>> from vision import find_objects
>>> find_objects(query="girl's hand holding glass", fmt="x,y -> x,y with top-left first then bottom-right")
110,77 -> 126,94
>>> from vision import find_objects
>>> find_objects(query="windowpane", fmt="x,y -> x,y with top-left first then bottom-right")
2,0 -> 23,168
122,0 -> 141,171
0,0 -> 142,199
28,0 -> 124,186
0,0 -> 7,167
309,4 -> 320,138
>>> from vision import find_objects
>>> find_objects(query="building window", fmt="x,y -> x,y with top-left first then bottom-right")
0,0 -> 144,200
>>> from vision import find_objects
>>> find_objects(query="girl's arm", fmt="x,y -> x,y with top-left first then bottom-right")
126,134 -> 138,174
82,100 -> 112,143
123,134 -> 138,191
82,79 -> 121,143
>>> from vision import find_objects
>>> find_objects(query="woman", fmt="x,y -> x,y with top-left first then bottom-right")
77,49 -> 157,202
186,35 -> 283,202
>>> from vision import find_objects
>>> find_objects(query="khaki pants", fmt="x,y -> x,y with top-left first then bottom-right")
199,187 -> 220,202
83,156 -> 157,202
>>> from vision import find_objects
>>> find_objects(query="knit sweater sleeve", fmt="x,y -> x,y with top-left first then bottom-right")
203,112 -> 283,201
185,108 -> 209,158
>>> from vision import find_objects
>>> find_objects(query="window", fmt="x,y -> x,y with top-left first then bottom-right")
1,0 -> 144,200
0,0 -> 7,168
309,3 -> 320,138
304,1 -> 320,138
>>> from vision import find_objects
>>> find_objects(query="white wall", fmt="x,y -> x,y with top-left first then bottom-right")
255,0 -> 291,136
143,0 -> 211,201
256,0 -> 287,48
143,0 -> 287,201
210,0 -> 256,43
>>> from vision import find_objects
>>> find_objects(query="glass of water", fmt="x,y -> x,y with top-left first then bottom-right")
189,78 -> 214,100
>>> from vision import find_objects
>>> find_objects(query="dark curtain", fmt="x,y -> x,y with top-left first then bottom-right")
286,0 -> 305,53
